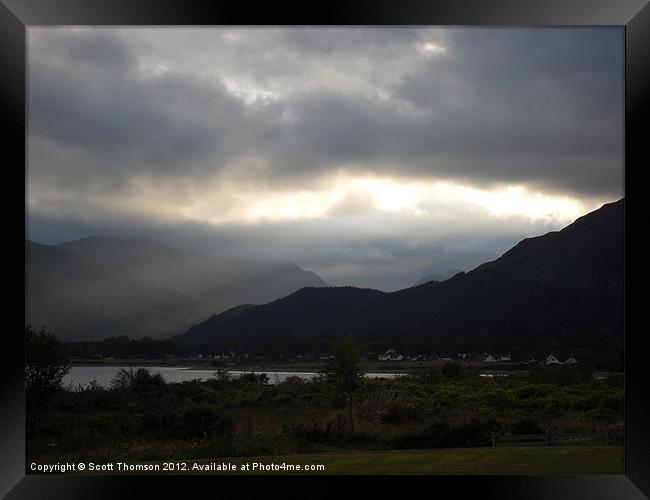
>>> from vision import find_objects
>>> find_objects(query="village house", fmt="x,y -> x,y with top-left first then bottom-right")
483,354 -> 497,362
544,354 -> 563,365
378,349 -> 400,361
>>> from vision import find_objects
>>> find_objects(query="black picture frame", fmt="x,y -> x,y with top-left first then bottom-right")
2,0 -> 648,497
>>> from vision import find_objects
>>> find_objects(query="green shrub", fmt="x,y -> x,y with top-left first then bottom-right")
586,407 -> 617,422
376,399 -> 422,424
598,394 -> 623,412
183,407 -> 233,438
510,418 -> 543,434
482,389 -> 515,410
110,368 -> 167,392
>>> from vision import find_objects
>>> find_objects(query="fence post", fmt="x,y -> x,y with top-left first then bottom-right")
491,433 -> 496,448
545,430 -> 550,446
605,431 -> 610,446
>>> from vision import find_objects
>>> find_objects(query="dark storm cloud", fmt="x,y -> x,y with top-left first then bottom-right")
391,28 -> 623,194
57,30 -> 136,71
29,39 -> 247,187
29,29 -> 137,73
267,28 -> 623,194
27,27 -> 624,290
28,27 -> 623,197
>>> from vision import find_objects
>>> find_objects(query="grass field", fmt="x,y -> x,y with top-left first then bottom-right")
128,446 -> 623,475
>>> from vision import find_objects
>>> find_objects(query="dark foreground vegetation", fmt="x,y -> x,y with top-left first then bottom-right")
27,332 -> 623,467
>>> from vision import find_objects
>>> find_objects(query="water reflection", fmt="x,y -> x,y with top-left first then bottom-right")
63,365 -> 401,389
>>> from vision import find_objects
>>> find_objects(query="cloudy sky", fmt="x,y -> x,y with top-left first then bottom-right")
27,27 -> 624,291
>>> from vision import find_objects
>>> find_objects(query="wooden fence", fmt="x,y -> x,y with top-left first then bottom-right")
492,431 -> 624,447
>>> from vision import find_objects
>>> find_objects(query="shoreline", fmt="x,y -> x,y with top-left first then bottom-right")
69,362 -> 403,374
69,358 -> 531,374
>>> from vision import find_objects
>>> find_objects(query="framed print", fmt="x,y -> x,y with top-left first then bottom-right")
2,0 -> 648,498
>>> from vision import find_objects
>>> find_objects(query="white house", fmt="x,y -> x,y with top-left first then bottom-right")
483,354 -> 497,362
498,354 -> 512,362
544,354 -> 562,365
565,357 -> 579,364
378,349 -> 399,361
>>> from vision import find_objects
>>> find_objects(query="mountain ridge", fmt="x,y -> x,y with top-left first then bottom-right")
26,237 -> 328,341
173,199 -> 624,362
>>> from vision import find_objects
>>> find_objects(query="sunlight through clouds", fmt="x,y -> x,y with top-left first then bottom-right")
65,172 -> 603,228
416,41 -> 447,55
27,27 -> 623,289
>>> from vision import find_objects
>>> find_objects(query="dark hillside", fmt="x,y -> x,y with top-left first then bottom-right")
174,200 -> 624,364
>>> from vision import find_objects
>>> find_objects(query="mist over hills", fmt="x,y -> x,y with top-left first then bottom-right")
175,199 -> 624,362
26,237 -> 327,341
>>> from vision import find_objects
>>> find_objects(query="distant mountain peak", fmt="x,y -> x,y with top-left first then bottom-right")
27,236 -> 328,341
